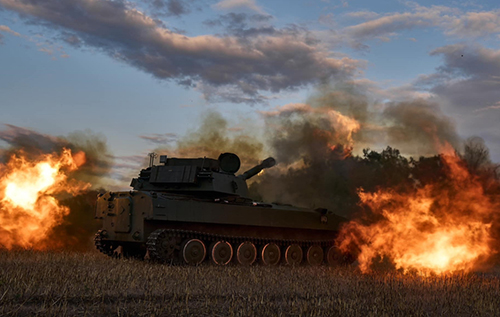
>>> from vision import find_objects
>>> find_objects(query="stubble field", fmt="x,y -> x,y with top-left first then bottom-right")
0,250 -> 499,316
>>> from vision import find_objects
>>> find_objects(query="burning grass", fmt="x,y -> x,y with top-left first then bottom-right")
0,251 -> 499,316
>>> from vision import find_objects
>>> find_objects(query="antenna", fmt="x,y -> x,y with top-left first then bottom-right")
148,152 -> 158,167
201,156 -> 206,170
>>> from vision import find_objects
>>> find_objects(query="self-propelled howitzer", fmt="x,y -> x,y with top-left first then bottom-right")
95,153 -> 350,266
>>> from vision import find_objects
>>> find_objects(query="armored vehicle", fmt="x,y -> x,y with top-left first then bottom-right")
95,153 -> 349,266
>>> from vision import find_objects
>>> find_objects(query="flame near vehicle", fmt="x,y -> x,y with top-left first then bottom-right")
0,148 -> 90,249
338,144 -> 498,275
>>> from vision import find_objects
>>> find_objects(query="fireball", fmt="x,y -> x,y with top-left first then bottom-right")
0,148 -> 90,249
339,150 -> 497,275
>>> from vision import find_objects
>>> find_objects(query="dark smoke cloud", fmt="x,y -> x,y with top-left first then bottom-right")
0,124 -> 112,186
383,100 -> 461,156
232,85 -> 462,216
157,110 -> 264,171
260,103 -> 358,165
306,83 -> 374,147
48,190 -> 103,251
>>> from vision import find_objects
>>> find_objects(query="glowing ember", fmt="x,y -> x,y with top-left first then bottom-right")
338,150 -> 496,275
0,148 -> 90,249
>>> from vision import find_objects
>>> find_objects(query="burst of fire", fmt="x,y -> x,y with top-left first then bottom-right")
338,148 -> 497,275
0,148 -> 90,249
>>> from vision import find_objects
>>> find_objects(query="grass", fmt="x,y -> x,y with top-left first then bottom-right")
0,251 -> 499,316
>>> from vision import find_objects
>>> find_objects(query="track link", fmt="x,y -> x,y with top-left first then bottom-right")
94,229 -> 115,257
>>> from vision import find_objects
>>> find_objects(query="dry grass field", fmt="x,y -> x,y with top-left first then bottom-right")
0,250 -> 499,316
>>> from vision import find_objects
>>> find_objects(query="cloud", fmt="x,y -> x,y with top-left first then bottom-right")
0,25 -> 20,36
109,155 -> 146,170
259,103 -> 313,117
60,32 -> 82,47
0,24 -> 20,43
214,0 -> 266,15
341,5 -> 500,49
144,0 -> 191,17
474,103 -> 500,113
0,24 -> 68,57
343,6 -> 449,44
427,44 -> 500,112
430,44 -> 500,79
445,11 -> 500,37
139,133 -> 178,145
380,43 -> 500,161
344,11 -> 380,20
203,12 -> 274,37
0,124 -> 62,154
0,0 -> 361,104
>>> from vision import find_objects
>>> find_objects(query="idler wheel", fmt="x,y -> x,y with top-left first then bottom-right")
148,230 -> 181,263
261,243 -> 281,266
236,241 -> 257,265
181,239 -> 206,265
285,244 -> 303,266
325,245 -> 343,266
306,245 -> 324,266
210,241 -> 233,265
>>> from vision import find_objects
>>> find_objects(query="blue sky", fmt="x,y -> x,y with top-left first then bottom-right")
1,0 -> 500,188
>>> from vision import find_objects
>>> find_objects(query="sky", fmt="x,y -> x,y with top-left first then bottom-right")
1,0 -> 500,188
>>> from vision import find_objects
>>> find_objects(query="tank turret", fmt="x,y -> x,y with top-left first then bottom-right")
129,153 -> 275,198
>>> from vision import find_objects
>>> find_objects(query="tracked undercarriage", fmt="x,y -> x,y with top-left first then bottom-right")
95,228 -> 350,266
94,153 -> 351,266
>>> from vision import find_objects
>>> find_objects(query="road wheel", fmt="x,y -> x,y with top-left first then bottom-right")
261,243 -> 281,266
306,245 -> 323,266
285,244 -> 303,266
325,245 -> 343,266
210,241 -> 233,265
181,239 -> 206,265
236,241 -> 257,265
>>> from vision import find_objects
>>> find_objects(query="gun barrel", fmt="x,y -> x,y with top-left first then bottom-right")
240,157 -> 276,180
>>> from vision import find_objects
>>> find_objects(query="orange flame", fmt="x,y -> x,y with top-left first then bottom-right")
0,148 -> 90,249
338,149 -> 497,275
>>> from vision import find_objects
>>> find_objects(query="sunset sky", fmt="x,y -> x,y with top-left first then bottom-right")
1,0 -> 500,188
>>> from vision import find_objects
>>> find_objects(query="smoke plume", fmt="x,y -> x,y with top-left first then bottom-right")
243,85 -> 461,215
156,110 -> 265,171
0,124 -> 112,186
